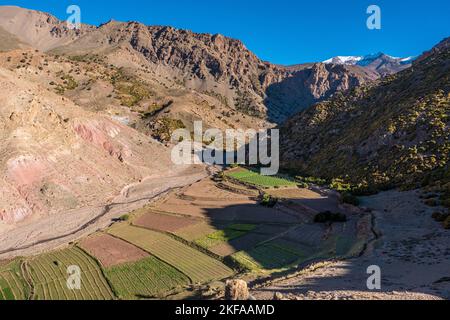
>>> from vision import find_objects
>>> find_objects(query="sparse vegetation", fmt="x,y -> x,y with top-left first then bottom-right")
152,117 -> 186,142
260,193 -> 278,207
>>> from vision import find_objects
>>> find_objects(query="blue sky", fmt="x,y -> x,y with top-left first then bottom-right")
1,0 -> 449,65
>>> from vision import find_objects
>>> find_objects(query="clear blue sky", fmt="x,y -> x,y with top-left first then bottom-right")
1,0 -> 449,65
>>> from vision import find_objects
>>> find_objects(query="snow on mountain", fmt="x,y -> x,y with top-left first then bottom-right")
324,53 -> 416,66
323,53 -> 417,76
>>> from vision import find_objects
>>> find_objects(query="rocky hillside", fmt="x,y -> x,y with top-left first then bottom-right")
0,6 -> 378,123
0,50 -> 176,225
0,6 -> 94,51
281,37 -> 450,192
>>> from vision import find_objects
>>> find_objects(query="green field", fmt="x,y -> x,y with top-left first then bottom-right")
28,247 -> 114,300
0,260 -> 29,300
231,242 -> 304,271
194,224 -> 257,248
104,256 -> 190,299
226,168 -> 297,188
109,224 -> 234,283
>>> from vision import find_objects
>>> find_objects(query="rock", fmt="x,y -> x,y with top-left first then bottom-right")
225,280 -> 249,300
273,292 -> 284,300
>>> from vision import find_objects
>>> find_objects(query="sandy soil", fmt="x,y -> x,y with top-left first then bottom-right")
0,164 -> 208,260
79,233 -> 149,268
251,190 -> 450,300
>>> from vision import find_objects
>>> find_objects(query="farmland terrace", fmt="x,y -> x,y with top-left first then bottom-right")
1,167 -> 447,300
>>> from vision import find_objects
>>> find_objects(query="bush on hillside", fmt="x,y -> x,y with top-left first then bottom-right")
260,193 -> 278,208
443,216 -> 450,230
314,211 -> 347,223
341,192 -> 360,206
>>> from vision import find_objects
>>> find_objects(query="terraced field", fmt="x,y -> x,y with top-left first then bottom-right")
231,241 -> 304,271
108,224 -> 234,283
194,224 -> 257,249
104,256 -> 190,299
0,260 -> 29,300
27,247 -> 114,300
226,168 -> 297,188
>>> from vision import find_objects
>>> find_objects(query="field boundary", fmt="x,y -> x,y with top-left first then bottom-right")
106,232 -> 195,285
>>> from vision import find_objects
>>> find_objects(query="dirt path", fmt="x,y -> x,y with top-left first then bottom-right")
251,190 -> 450,300
0,165 -> 209,260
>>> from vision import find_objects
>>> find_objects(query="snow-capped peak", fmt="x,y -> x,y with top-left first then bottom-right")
323,56 -> 363,65
323,53 -> 416,67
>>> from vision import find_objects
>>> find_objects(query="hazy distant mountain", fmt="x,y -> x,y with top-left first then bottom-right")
324,53 -> 416,77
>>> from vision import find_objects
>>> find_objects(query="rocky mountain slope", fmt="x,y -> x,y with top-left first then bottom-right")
0,6 -> 379,123
281,37 -> 450,192
0,60 -> 176,225
0,6 -> 94,51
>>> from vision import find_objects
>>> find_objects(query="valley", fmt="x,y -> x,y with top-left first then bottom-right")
0,5 -> 448,301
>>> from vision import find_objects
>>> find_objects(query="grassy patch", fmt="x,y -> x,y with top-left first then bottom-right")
226,168 -> 297,188
195,224 -> 256,249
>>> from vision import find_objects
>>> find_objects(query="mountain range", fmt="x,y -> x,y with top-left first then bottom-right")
0,5 -> 448,226
282,37 -> 450,193
323,53 -> 415,76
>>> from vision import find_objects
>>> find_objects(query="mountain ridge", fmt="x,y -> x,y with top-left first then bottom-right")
0,6 -> 386,123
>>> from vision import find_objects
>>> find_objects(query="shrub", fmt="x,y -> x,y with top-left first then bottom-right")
119,214 -> 130,221
424,198 -> 439,207
314,211 -> 347,223
341,192 -> 360,206
330,178 -> 352,192
260,193 -> 278,208
443,216 -> 450,229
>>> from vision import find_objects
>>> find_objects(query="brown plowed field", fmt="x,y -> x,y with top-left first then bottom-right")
134,211 -> 199,233
79,234 -> 149,267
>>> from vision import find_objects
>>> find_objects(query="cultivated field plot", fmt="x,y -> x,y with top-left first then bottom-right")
226,168 -> 297,188
194,224 -> 256,249
27,247 -> 114,300
231,241 -> 304,271
266,187 -> 323,200
134,211 -> 199,233
0,260 -> 28,300
175,221 -> 230,242
104,256 -> 190,299
183,178 -> 253,201
108,224 -> 234,283
79,233 -> 149,267
206,224 -> 291,257
154,196 -> 300,223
